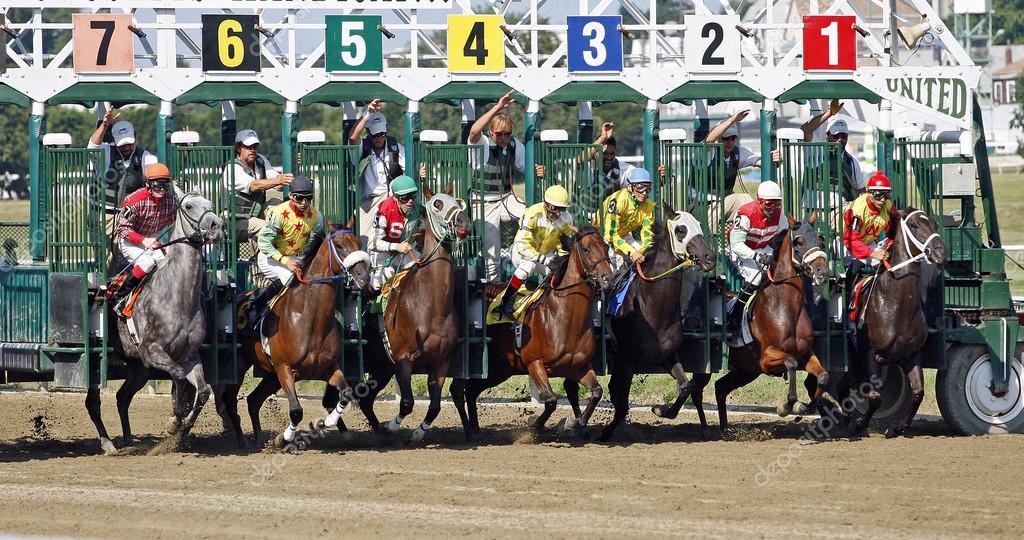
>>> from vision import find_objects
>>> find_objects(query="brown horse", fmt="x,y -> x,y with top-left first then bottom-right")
847,208 -> 946,438
598,211 -> 718,442
217,225 -> 372,448
450,225 -> 615,441
356,193 -> 471,443
710,214 -> 831,436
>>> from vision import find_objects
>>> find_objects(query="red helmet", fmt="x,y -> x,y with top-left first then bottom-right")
866,172 -> 892,191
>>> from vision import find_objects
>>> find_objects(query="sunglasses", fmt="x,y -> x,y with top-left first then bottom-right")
291,194 -> 313,203
240,143 -> 259,150
370,132 -> 387,139
493,131 -> 512,137
397,194 -> 416,203
761,200 -> 781,208
149,183 -> 169,192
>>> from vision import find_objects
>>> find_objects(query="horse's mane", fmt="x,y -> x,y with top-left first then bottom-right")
298,232 -> 326,271
768,227 -> 789,261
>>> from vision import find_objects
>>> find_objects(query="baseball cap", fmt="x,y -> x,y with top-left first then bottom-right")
366,113 -> 387,135
722,124 -> 739,138
826,118 -> 849,135
111,121 -> 135,146
235,129 -> 260,147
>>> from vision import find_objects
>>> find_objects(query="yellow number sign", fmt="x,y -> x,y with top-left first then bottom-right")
447,15 -> 504,73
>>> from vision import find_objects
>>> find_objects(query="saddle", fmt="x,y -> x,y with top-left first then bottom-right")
371,269 -> 411,315
725,289 -> 760,348
607,268 -> 637,317
485,280 -> 548,325
235,287 -> 288,333
848,274 -> 877,327
104,273 -> 147,319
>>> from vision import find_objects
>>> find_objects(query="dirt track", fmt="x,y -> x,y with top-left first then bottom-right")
0,389 -> 1022,539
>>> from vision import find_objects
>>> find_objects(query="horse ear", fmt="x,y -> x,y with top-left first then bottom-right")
422,183 -> 435,201
661,201 -> 675,218
787,213 -> 797,228
444,182 -> 454,196
345,215 -> 355,230
807,210 -> 818,226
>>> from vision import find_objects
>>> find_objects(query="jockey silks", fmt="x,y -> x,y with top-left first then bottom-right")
729,200 -> 783,255
259,200 -> 325,260
601,188 -> 655,257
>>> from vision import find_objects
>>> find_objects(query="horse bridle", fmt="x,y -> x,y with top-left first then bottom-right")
886,210 -> 942,273
156,193 -> 218,251
415,201 -> 466,266
766,226 -> 827,284
299,229 -> 370,290
550,230 -> 611,291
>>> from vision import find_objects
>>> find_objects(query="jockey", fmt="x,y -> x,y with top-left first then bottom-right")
726,180 -> 785,333
109,163 -> 179,316
601,167 -> 655,272
493,185 -> 575,317
843,171 -> 899,295
368,175 -> 420,290
249,176 -> 325,321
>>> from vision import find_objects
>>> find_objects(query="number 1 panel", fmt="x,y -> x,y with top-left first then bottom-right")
684,15 -> 741,74
567,16 -> 623,73
803,15 -> 857,71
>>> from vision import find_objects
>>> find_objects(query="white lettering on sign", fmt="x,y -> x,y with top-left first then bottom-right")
886,77 -> 969,120
4,0 -> 452,9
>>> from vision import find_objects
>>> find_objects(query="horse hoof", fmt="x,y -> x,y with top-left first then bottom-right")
165,416 -> 181,435
313,419 -> 328,432
464,430 -> 479,444
792,402 -> 810,416
776,404 -> 791,418
273,433 -> 288,449
384,419 -> 402,434
409,428 -> 427,444
884,426 -> 902,439
651,405 -> 678,420
574,424 -> 592,441
100,438 -> 118,456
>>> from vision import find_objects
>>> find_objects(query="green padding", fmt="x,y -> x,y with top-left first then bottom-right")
777,80 -> 881,104
542,81 -> 647,105
0,84 -> 30,107
175,82 -> 285,106
423,82 -> 526,106
300,82 -> 407,106
660,81 -> 763,105
48,82 -> 159,107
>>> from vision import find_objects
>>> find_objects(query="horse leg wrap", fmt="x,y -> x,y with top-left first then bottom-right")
323,400 -> 350,429
385,414 -> 405,433
282,423 -> 297,443
411,421 -> 432,443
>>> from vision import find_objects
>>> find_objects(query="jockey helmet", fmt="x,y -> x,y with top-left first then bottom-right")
543,185 -> 571,208
290,175 -> 314,195
391,175 -> 418,196
145,163 -> 171,181
866,172 -> 892,191
626,167 -> 652,185
757,181 -> 783,200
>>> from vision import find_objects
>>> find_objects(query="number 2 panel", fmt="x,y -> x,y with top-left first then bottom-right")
73,14 -> 134,73
567,16 -> 623,73
202,14 -> 260,72
684,15 -> 741,73
447,15 -> 504,73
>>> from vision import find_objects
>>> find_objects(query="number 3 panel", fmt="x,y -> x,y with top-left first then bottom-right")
684,15 -> 741,73
202,14 -> 261,72
447,15 -> 505,73
567,16 -> 623,73
73,14 -> 134,73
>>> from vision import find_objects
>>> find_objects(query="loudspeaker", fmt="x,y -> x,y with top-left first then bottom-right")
897,22 -> 931,50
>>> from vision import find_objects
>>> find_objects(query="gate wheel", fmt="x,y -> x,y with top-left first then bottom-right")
850,364 -> 910,429
937,345 -> 1024,435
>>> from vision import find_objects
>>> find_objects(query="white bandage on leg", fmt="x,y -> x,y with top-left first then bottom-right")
282,423 -> 297,442
323,400 -> 349,428
410,421 -> 432,442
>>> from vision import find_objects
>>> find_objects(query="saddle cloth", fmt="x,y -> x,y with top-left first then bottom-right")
607,269 -> 637,317
105,273 -> 147,318
485,283 -> 547,325
726,289 -> 759,348
371,269 -> 411,315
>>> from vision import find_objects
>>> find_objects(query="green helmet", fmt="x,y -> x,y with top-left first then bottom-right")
391,175 -> 418,196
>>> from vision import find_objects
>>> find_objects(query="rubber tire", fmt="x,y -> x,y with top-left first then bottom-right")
937,344 -> 1024,435
850,364 -> 911,429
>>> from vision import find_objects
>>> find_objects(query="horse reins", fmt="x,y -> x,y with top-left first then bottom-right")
548,231 -> 610,292
295,229 -> 369,287
765,228 -> 826,285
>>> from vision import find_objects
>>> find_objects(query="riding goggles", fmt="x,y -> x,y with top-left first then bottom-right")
869,190 -> 891,201
291,193 -> 313,203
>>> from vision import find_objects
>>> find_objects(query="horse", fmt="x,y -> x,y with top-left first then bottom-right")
598,210 -> 718,442
86,192 -> 224,455
355,193 -> 471,443
708,214 -> 831,436
847,207 -> 946,438
450,225 -> 615,441
216,225 -> 372,449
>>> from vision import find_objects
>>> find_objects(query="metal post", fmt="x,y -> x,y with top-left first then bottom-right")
156,100 -> 173,163
281,100 -> 298,174
759,99 -> 777,182
577,101 -> 594,143
461,99 -> 476,144
876,99 -> 894,177
642,99 -> 658,172
524,99 -> 541,205
220,101 -> 237,147
342,102 -> 358,145
693,100 -> 710,143
405,100 -> 421,176
28,101 -> 45,261
973,96 -> 1000,247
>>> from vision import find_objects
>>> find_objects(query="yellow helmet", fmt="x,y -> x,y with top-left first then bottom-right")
543,185 -> 570,208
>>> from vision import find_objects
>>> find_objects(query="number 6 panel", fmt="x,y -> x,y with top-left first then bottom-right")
684,15 -> 742,74
202,14 -> 261,72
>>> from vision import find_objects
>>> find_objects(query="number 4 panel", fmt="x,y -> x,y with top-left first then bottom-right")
73,14 -> 134,73
684,15 -> 741,74
447,15 -> 505,73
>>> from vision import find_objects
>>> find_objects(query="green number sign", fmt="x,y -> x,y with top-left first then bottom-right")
325,15 -> 383,72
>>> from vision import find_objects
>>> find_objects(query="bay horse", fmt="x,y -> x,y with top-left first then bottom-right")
599,210 -> 718,442
216,225 -> 372,448
88,192 -> 224,454
450,225 -> 615,441
709,214 -> 831,436
355,193 -> 471,443
847,207 -> 946,438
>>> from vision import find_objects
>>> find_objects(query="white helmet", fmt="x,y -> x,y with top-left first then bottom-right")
757,181 -> 783,200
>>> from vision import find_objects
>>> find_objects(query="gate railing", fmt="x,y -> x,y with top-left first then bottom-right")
537,142 -> 603,223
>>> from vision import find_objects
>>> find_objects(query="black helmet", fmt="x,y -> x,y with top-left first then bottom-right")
290,175 -> 314,196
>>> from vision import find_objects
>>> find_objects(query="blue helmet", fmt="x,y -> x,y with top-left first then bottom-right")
626,167 -> 652,185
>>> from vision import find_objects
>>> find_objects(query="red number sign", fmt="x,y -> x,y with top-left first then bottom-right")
73,14 -> 134,73
802,16 -> 856,71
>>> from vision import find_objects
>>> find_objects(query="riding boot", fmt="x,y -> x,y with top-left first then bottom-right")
494,284 -> 517,318
845,259 -> 865,309
252,280 -> 285,324
111,273 -> 144,318
726,281 -> 759,334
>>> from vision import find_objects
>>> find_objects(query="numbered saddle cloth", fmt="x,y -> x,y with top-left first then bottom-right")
848,274 -> 877,328
485,284 -> 546,325
372,269 -> 411,315
607,269 -> 637,317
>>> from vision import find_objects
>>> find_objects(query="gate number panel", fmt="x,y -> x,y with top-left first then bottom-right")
803,15 -> 857,71
566,16 -> 623,73
73,14 -> 134,73
202,14 -> 261,72
447,15 -> 505,73
684,15 -> 742,73
325,15 -> 384,72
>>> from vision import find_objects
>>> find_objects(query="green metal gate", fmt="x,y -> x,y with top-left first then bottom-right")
295,142 -> 365,381
416,142 -> 488,379
778,140 -> 848,371
168,145 -> 238,384
658,141 -> 728,373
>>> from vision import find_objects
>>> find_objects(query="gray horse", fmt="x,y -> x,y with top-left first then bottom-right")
86,192 -> 224,454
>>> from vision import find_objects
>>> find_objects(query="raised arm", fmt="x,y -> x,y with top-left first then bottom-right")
801,99 -> 843,142
89,108 -> 120,146
706,109 -> 749,143
348,98 -> 382,144
469,90 -> 515,144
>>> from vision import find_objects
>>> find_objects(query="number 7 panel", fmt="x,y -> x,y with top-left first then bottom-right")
73,14 -> 134,73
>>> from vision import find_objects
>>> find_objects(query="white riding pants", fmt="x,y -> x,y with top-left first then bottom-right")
118,239 -> 167,274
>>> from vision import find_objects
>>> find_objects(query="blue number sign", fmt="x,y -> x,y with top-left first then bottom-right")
567,16 -> 623,73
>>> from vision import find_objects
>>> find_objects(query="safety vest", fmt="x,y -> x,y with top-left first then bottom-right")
482,139 -> 520,193
359,136 -> 403,182
104,148 -> 146,214
233,156 -> 269,219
